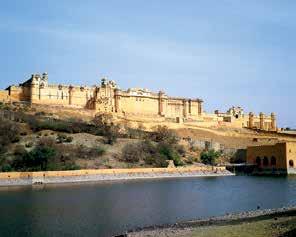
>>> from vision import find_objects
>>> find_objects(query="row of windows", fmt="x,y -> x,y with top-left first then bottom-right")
135,98 -> 144,102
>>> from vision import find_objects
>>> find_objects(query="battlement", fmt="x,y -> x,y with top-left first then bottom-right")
2,73 -> 277,131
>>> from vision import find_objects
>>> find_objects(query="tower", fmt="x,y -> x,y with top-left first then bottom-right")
271,112 -> 277,131
248,112 -> 254,128
259,112 -> 265,130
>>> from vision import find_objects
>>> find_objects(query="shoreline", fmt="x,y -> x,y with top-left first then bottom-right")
0,167 -> 233,187
128,205 -> 296,236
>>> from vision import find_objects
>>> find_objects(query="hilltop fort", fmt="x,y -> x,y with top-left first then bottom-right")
0,73 -> 277,131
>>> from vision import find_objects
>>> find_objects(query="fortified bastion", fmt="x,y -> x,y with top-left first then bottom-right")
0,73 -> 277,131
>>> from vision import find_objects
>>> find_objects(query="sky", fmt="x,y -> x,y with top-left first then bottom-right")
0,0 -> 295,127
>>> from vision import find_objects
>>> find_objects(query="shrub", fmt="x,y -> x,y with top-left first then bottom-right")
121,140 -> 172,167
25,142 -> 34,148
20,131 -> 28,136
75,144 -> 105,159
200,150 -> 221,165
103,125 -> 119,145
21,146 -> 56,171
0,118 -> 20,147
157,142 -> 183,166
150,126 -> 178,144
95,146 -> 106,156
1,164 -> 12,172
93,113 -> 120,144
122,143 -> 143,163
56,134 -> 73,144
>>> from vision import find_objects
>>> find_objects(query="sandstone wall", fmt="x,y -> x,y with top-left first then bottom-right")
0,90 -> 9,102
247,143 -> 287,169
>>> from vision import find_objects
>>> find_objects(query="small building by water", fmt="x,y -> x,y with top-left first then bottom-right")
247,142 -> 296,175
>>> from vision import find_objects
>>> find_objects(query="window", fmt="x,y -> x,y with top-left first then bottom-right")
289,160 -> 294,167
256,157 -> 261,166
263,156 -> 269,166
270,156 -> 276,166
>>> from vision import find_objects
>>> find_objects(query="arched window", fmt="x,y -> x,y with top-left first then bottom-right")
289,160 -> 294,167
263,156 -> 269,166
256,157 -> 261,166
270,156 -> 276,166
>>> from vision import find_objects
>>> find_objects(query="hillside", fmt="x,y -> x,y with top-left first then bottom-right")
0,102 -> 294,172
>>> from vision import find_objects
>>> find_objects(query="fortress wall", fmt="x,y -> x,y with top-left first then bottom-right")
33,86 -> 70,106
70,89 -> 93,107
190,101 -> 199,116
0,90 -> 9,102
120,95 -> 159,115
9,86 -> 31,102
31,86 -> 96,107
165,99 -> 184,118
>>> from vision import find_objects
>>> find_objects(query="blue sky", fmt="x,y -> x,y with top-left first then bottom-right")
0,0 -> 295,127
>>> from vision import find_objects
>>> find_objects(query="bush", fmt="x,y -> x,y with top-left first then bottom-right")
95,146 -> 106,156
157,142 -> 183,166
25,142 -> 34,148
0,119 -> 20,154
150,126 -> 178,144
200,150 -> 220,165
1,164 -> 12,172
11,142 -> 56,171
0,119 -> 20,146
122,143 -> 143,163
121,140 -> 178,167
75,144 -> 105,159
93,113 -> 120,144
56,134 -> 73,143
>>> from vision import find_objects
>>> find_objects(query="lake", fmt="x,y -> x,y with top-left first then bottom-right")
0,176 -> 295,237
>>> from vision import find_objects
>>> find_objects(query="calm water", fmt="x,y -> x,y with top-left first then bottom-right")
0,176 -> 296,237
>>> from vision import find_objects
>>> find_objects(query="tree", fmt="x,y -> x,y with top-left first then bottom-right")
12,145 -> 56,171
93,113 -> 120,144
200,150 -> 220,165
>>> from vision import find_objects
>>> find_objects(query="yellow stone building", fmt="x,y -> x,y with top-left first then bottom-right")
247,142 -> 296,175
1,73 -> 277,131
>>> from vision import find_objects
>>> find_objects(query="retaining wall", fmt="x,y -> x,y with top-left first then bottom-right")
0,166 -> 230,186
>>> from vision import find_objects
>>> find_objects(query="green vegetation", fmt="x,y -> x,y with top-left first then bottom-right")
56,133 -> 73,143
0,105 -> 191,171
121,139 -> 184,167
200,149 -> 221,165
0,118 -> 20,154
11,143 -> 56,171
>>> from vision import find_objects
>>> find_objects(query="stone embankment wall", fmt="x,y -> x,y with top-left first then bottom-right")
0,166 -> 230,186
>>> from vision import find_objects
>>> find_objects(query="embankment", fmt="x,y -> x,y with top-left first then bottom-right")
128,205 -> 296,236
0,166 -> 232,186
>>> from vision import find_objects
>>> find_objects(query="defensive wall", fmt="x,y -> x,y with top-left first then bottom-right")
3,72 -> 277,131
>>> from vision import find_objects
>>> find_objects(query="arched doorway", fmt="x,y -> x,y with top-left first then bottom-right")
271,156 -> 276,166
256,157 -> 261,166
263,156 -> 269,166
289,160 -> 294,167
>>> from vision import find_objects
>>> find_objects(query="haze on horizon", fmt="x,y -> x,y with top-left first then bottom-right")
0,0 -> 295,128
